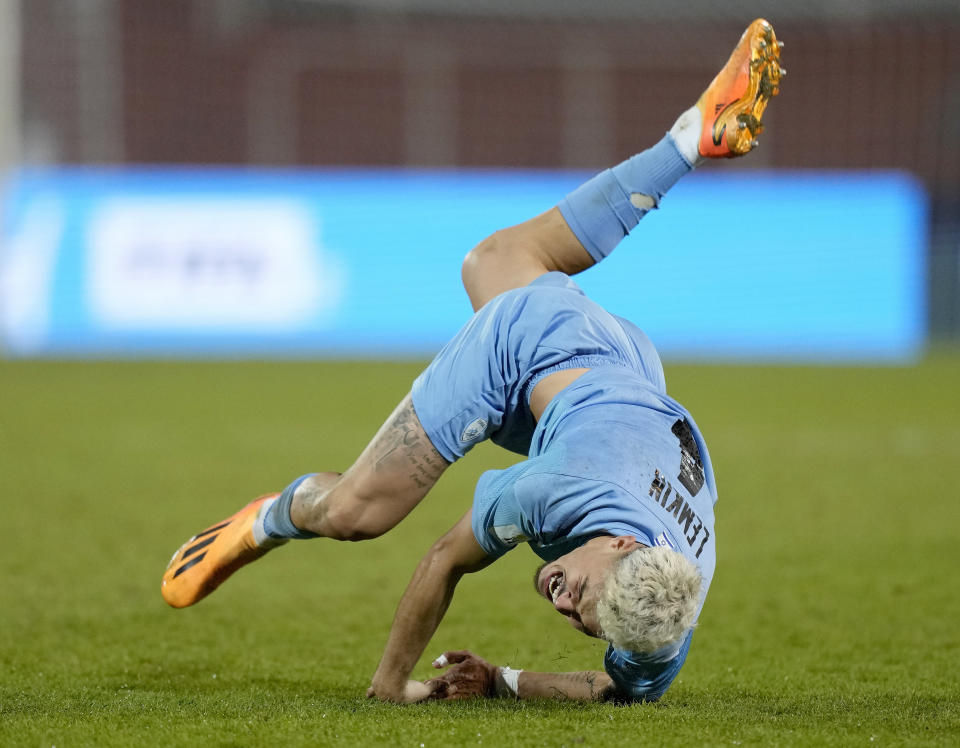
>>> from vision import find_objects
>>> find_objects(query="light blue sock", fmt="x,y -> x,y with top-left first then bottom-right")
261,474 -> 319,540
557,133 -> 693,263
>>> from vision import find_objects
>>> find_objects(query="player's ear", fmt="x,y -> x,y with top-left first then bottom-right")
609,535 -> 641,551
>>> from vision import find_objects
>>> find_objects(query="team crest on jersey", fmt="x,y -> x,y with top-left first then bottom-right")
460,417 -> 488,443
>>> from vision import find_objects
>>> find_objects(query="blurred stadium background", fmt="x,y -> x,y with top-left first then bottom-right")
3,4 -> 959,744
1,0 -> 958,359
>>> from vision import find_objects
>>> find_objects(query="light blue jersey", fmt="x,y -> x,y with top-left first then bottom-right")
472,367 -> 717,702
411,272 -> 718,702
472,367 -> 716,575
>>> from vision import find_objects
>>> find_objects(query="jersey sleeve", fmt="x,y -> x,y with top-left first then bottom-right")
603,630 -> 693,703
471,462 -> 541,558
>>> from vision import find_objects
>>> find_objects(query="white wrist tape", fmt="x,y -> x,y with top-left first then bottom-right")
498,666 -> 522,697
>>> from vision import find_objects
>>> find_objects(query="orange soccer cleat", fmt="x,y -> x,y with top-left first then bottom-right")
161,494 -> 280,608
697,18 -> 785,158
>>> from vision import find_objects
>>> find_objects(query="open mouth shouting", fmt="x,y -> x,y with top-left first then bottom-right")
546,570 -> 564,604
537,565 -> 568,607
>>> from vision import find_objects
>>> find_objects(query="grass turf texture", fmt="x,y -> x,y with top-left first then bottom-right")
1,357 -> 958,747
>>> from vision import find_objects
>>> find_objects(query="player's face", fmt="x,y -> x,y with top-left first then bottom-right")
533,535 -> 642,638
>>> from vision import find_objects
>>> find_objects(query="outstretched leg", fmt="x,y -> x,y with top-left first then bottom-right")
462,18 -> 783,312
161,395 -> 449,608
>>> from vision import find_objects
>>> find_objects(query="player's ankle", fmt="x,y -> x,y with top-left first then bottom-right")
251,496 -> 290,548
256,474 -> 320,542
669,105 -> 705,168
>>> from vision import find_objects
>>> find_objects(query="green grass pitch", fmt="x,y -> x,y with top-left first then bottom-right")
1,357 -> 958,746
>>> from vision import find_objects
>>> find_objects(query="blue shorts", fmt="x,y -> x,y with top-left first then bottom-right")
411,272 -> 666,462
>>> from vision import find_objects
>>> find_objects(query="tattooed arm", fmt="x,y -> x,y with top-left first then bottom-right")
367,510 -> 495,704
426,651 -> 617,702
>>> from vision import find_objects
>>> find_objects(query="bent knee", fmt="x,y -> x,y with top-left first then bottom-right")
462,230 -> 546,310
461,231 -> 506,292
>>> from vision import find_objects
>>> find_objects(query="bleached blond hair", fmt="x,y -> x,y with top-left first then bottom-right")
597,545 -> 702,653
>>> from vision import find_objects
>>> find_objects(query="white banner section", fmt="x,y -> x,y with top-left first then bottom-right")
86,198 -> 343,330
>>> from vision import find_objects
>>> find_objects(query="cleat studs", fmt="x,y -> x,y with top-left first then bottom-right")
750,139 -> 759,148
778,40 -> 785,49
736,112 -> 761,135
779,67 -> 787,77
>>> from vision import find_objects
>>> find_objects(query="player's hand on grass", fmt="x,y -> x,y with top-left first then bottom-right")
365,679 -> 440,704
424,650 -> 499,700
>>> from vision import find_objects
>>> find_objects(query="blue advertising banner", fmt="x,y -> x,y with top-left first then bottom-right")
0,168 -> 926,360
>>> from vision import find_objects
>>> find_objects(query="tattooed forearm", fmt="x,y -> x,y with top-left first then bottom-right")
555,672 -> 602,700
584,672 -> 600,699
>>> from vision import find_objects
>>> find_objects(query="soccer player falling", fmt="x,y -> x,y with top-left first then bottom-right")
162,19 -> 783,704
